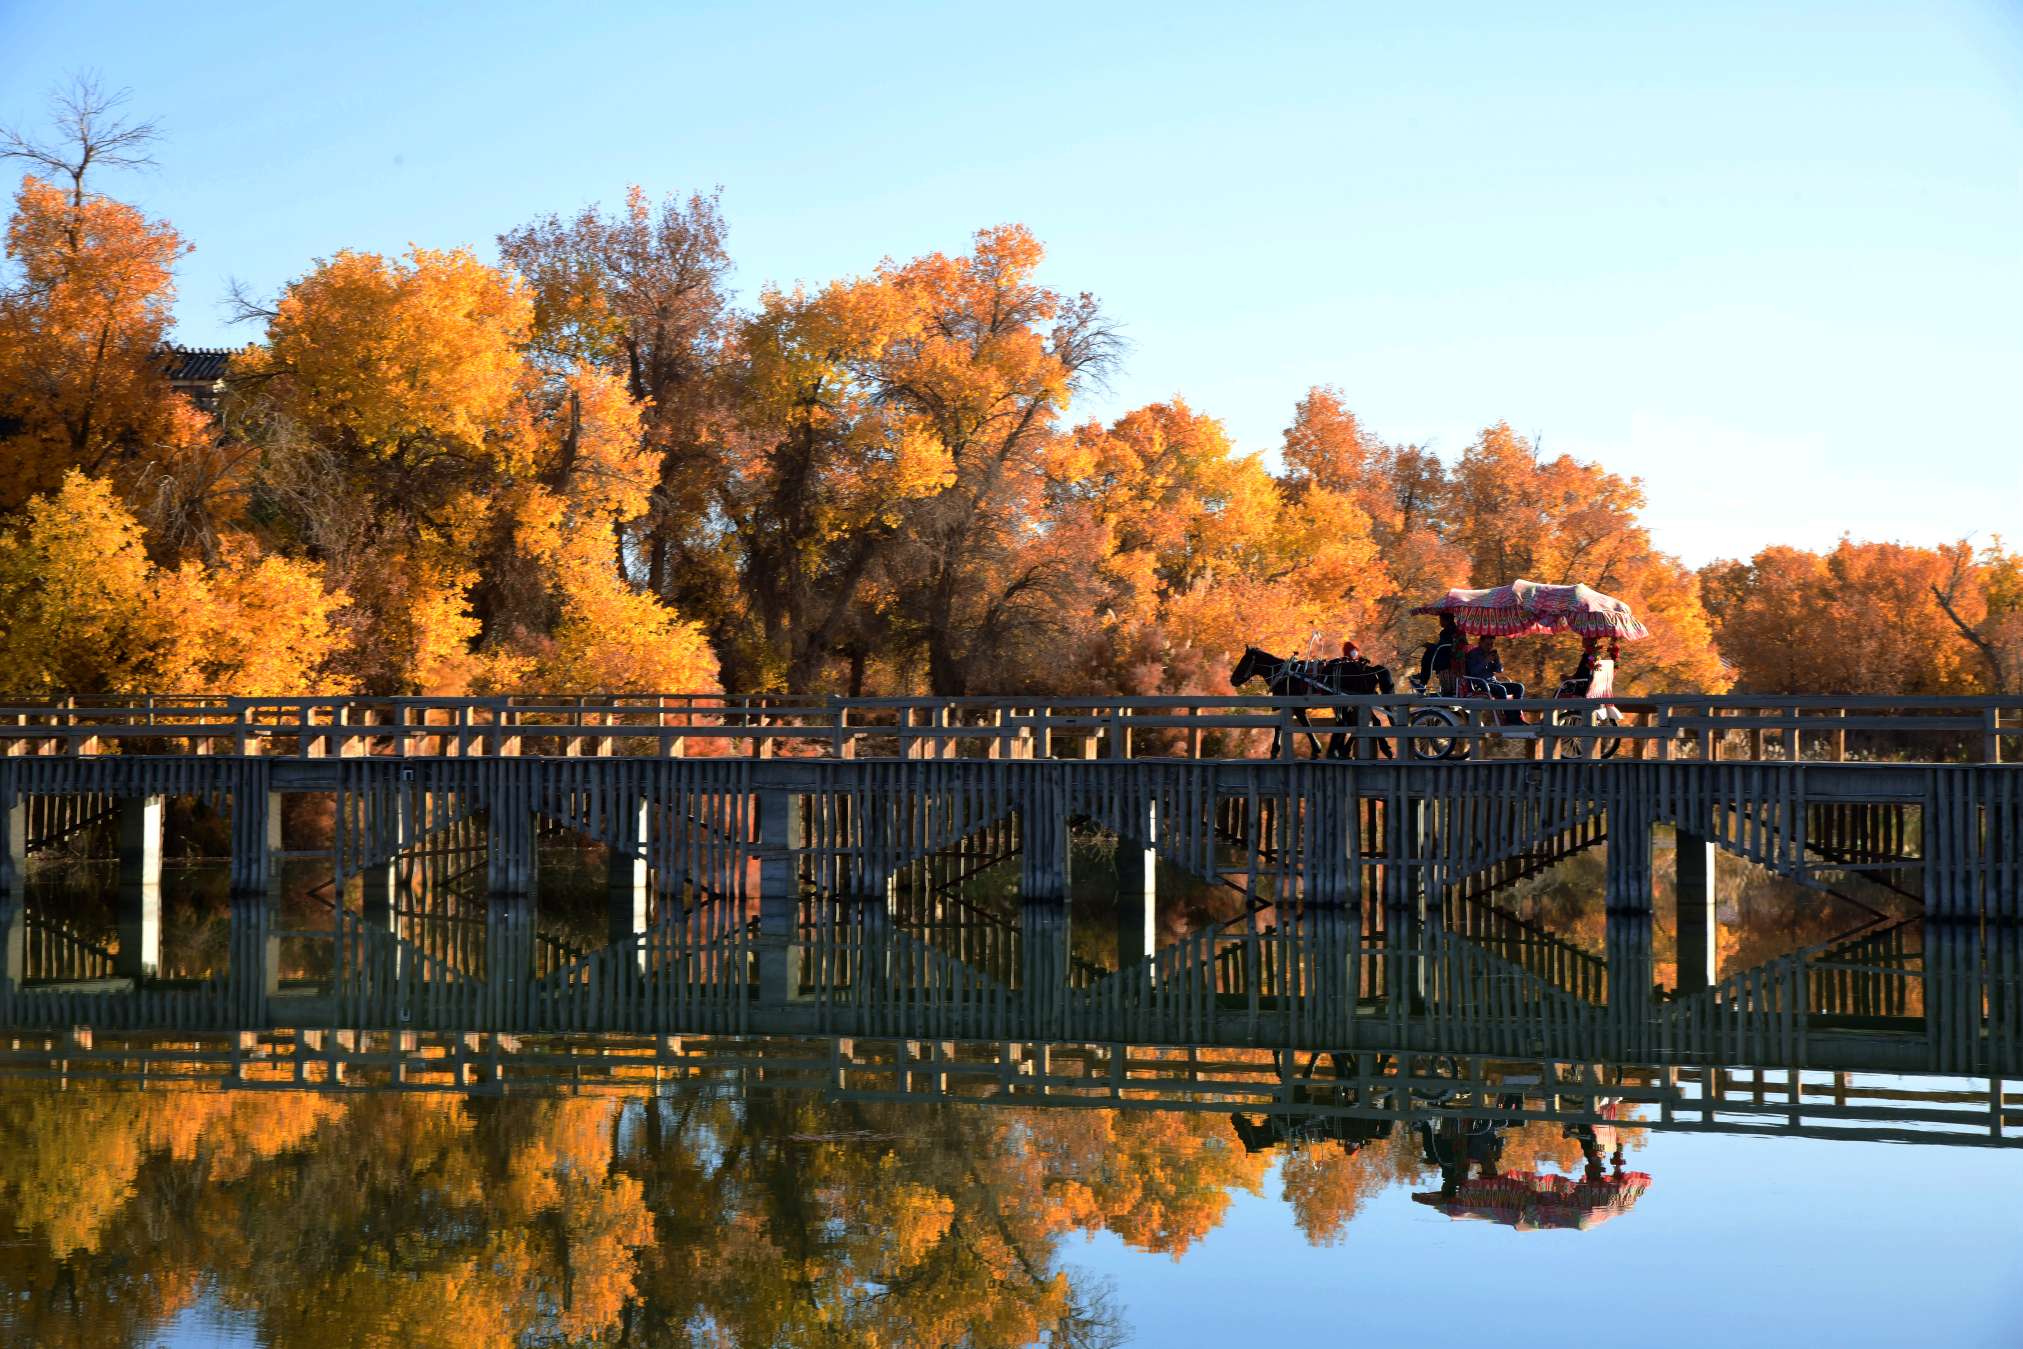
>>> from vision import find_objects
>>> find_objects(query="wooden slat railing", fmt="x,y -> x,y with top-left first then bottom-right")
1,692 -> 2020,763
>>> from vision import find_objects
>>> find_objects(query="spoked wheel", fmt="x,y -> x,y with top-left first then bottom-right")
1552,707 -> 1623,759
1406,707 -> 1468,760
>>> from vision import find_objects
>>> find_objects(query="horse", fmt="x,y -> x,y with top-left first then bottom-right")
1229,646 -> 1396,757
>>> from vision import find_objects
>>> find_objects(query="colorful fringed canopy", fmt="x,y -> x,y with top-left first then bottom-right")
1410,579 -> 1650,640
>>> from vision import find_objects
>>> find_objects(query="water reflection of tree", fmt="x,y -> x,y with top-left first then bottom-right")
0,1062 -> 1646,1344
0,1084 -> 1165,1345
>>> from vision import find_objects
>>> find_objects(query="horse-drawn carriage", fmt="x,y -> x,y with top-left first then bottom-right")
1231,579 -> 1648,760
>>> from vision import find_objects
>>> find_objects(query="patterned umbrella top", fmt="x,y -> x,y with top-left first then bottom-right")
1409,579 -> 1650,640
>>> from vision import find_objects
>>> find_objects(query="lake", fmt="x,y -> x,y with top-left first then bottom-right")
2,834 -> 2019,1346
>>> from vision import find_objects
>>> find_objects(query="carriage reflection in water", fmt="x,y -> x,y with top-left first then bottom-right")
1231,578 -> 1649,761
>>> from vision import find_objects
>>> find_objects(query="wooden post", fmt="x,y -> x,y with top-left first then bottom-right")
608,795 -> 649,964
1115,797 -> 1156,974
756,786 -> 802,1005
362,786 -> 407,946
1605,795 -> 1653,915
1675,828 -> 1717,992
1019,790 -> 1071,904
116,795 -> 163,979
0,898 -> 23,1005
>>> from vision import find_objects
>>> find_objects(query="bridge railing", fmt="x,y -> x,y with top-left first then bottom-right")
1,692 -> 2019,763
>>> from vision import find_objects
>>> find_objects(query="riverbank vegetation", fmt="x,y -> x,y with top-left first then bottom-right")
3,83 -> 2016,700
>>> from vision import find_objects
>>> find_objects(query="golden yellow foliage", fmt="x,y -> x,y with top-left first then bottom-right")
252,245 -> 533,465
0,471 -> 342,694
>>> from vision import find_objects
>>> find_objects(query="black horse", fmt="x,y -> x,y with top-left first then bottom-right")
1229,646 -> 1396,758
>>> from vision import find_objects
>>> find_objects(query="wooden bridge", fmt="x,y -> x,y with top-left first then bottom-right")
2,694 -> 2019,1086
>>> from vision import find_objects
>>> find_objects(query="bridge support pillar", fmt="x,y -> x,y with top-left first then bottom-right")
116,795 -> 163,980
1604,801 -> 1654,915
0,899 -> 22,1001
756,788 -> 802,1005
1,793 -> 25,897
1020,806 -> 1071,903
227,784 -> 276,900
1115,799 -> 1156,972
607,796 -> 650,947
1675,828 -> 1717,992
1306,790 -> 1356,908
486,804 -> 537,896
1382,794 -> 1428,922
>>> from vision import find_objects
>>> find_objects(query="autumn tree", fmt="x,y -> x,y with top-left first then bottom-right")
707,275 -> 947,692
498,188 -> 734,614
870,225 -> 1120,694
234,244 -> 715,694
0,79 -> 205,517
1702,539 -> 1991,695
1280,385 -> 1465,663
1931,539 -> 2023,694
1054,399 -> 1387,692
1444,422 -> 1726,693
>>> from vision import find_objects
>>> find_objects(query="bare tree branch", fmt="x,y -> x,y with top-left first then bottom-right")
1,72 -> 162,207
1931,577 -> 2008,693
222,275 -> 279,326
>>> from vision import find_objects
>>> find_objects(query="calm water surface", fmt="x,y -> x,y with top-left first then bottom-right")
2,839 -> 2018,1346
4,1066 -> 2020,1347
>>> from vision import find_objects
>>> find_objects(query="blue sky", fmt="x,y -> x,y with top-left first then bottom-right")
4,0 -> 2019,564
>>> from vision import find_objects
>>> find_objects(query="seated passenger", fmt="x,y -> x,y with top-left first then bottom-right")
1419,615 -> 1461,693
1463,635 -> 1525,724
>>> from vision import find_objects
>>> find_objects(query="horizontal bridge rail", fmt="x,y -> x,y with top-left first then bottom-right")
1,692 -> 2019,764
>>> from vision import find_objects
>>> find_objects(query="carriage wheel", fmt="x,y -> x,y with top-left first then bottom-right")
1407,708 -> 1465,761
1552,707 -> 1623,760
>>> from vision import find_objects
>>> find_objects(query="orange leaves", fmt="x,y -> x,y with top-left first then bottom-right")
1701,539 -> 1996,695
223,238 -> 718,696
1062,399 -> 1388,692
150,540 -> 348,695
1443,422 -> 1727,693
0,175 -> 192,510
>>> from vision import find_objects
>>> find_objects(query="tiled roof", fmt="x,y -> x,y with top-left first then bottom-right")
159,345 -> 235,382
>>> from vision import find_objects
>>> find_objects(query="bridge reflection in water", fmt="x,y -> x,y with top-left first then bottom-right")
4,706 -> 2019,1342
2,881 -> 2018,1141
